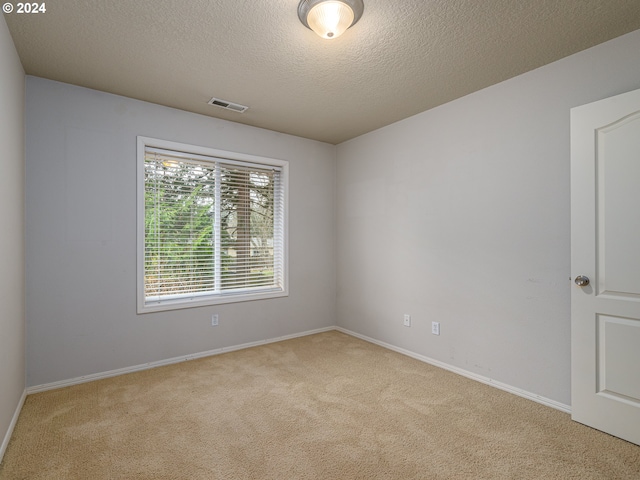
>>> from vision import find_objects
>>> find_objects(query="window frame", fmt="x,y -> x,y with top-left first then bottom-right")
137,136 -> 289,313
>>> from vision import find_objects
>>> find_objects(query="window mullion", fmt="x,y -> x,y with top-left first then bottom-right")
214,162 -> 222,293
154,159 -> 161,297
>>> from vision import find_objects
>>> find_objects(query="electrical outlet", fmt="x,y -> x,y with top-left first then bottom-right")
211,314 -> 219,326
432,321 -> 440,335
403,314 -> 411,327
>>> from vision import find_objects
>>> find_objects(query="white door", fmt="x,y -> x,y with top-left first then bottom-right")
571,87 -> 640,446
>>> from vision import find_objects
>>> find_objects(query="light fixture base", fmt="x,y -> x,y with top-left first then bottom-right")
297,0 -> 364,32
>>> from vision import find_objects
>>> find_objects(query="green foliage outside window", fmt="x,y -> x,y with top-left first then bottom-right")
144,155 -> 277,299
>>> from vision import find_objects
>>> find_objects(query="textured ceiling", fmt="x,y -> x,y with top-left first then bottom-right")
5,0 -> 640,144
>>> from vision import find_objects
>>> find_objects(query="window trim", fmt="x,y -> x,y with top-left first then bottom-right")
137,136 -> 289,314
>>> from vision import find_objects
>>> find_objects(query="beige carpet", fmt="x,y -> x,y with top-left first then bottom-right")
1,331 -> 638,479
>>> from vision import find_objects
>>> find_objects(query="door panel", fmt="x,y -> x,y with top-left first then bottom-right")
571,88 -> 640,446
597,314 -> 640,404
597,113 -> 640,297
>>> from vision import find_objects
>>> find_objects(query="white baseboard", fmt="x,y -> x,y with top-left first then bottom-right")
0,389 -> 26,465
26,326 -> 336,394
25,325 -> 571,415
335,327 -> 571,414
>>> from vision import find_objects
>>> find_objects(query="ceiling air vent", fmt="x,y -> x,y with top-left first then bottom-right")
207,97 -> 249,113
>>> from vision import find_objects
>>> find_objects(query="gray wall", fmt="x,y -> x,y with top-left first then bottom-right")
25,77 -> 336,387
336,29 -> 640,406
0,17 -> 25,454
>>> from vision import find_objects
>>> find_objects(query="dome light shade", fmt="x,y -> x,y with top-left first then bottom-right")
307,2 -> 354,39
298,0 -> 364,40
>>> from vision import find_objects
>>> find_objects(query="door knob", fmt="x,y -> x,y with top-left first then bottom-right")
574,275 -> 590,287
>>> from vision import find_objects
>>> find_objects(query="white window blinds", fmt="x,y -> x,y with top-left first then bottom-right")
140,142 -> 286,311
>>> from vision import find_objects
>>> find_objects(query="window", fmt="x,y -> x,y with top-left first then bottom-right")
137,137 -> 288,313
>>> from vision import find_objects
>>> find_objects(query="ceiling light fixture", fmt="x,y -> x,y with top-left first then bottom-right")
298,0 -> 364,40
